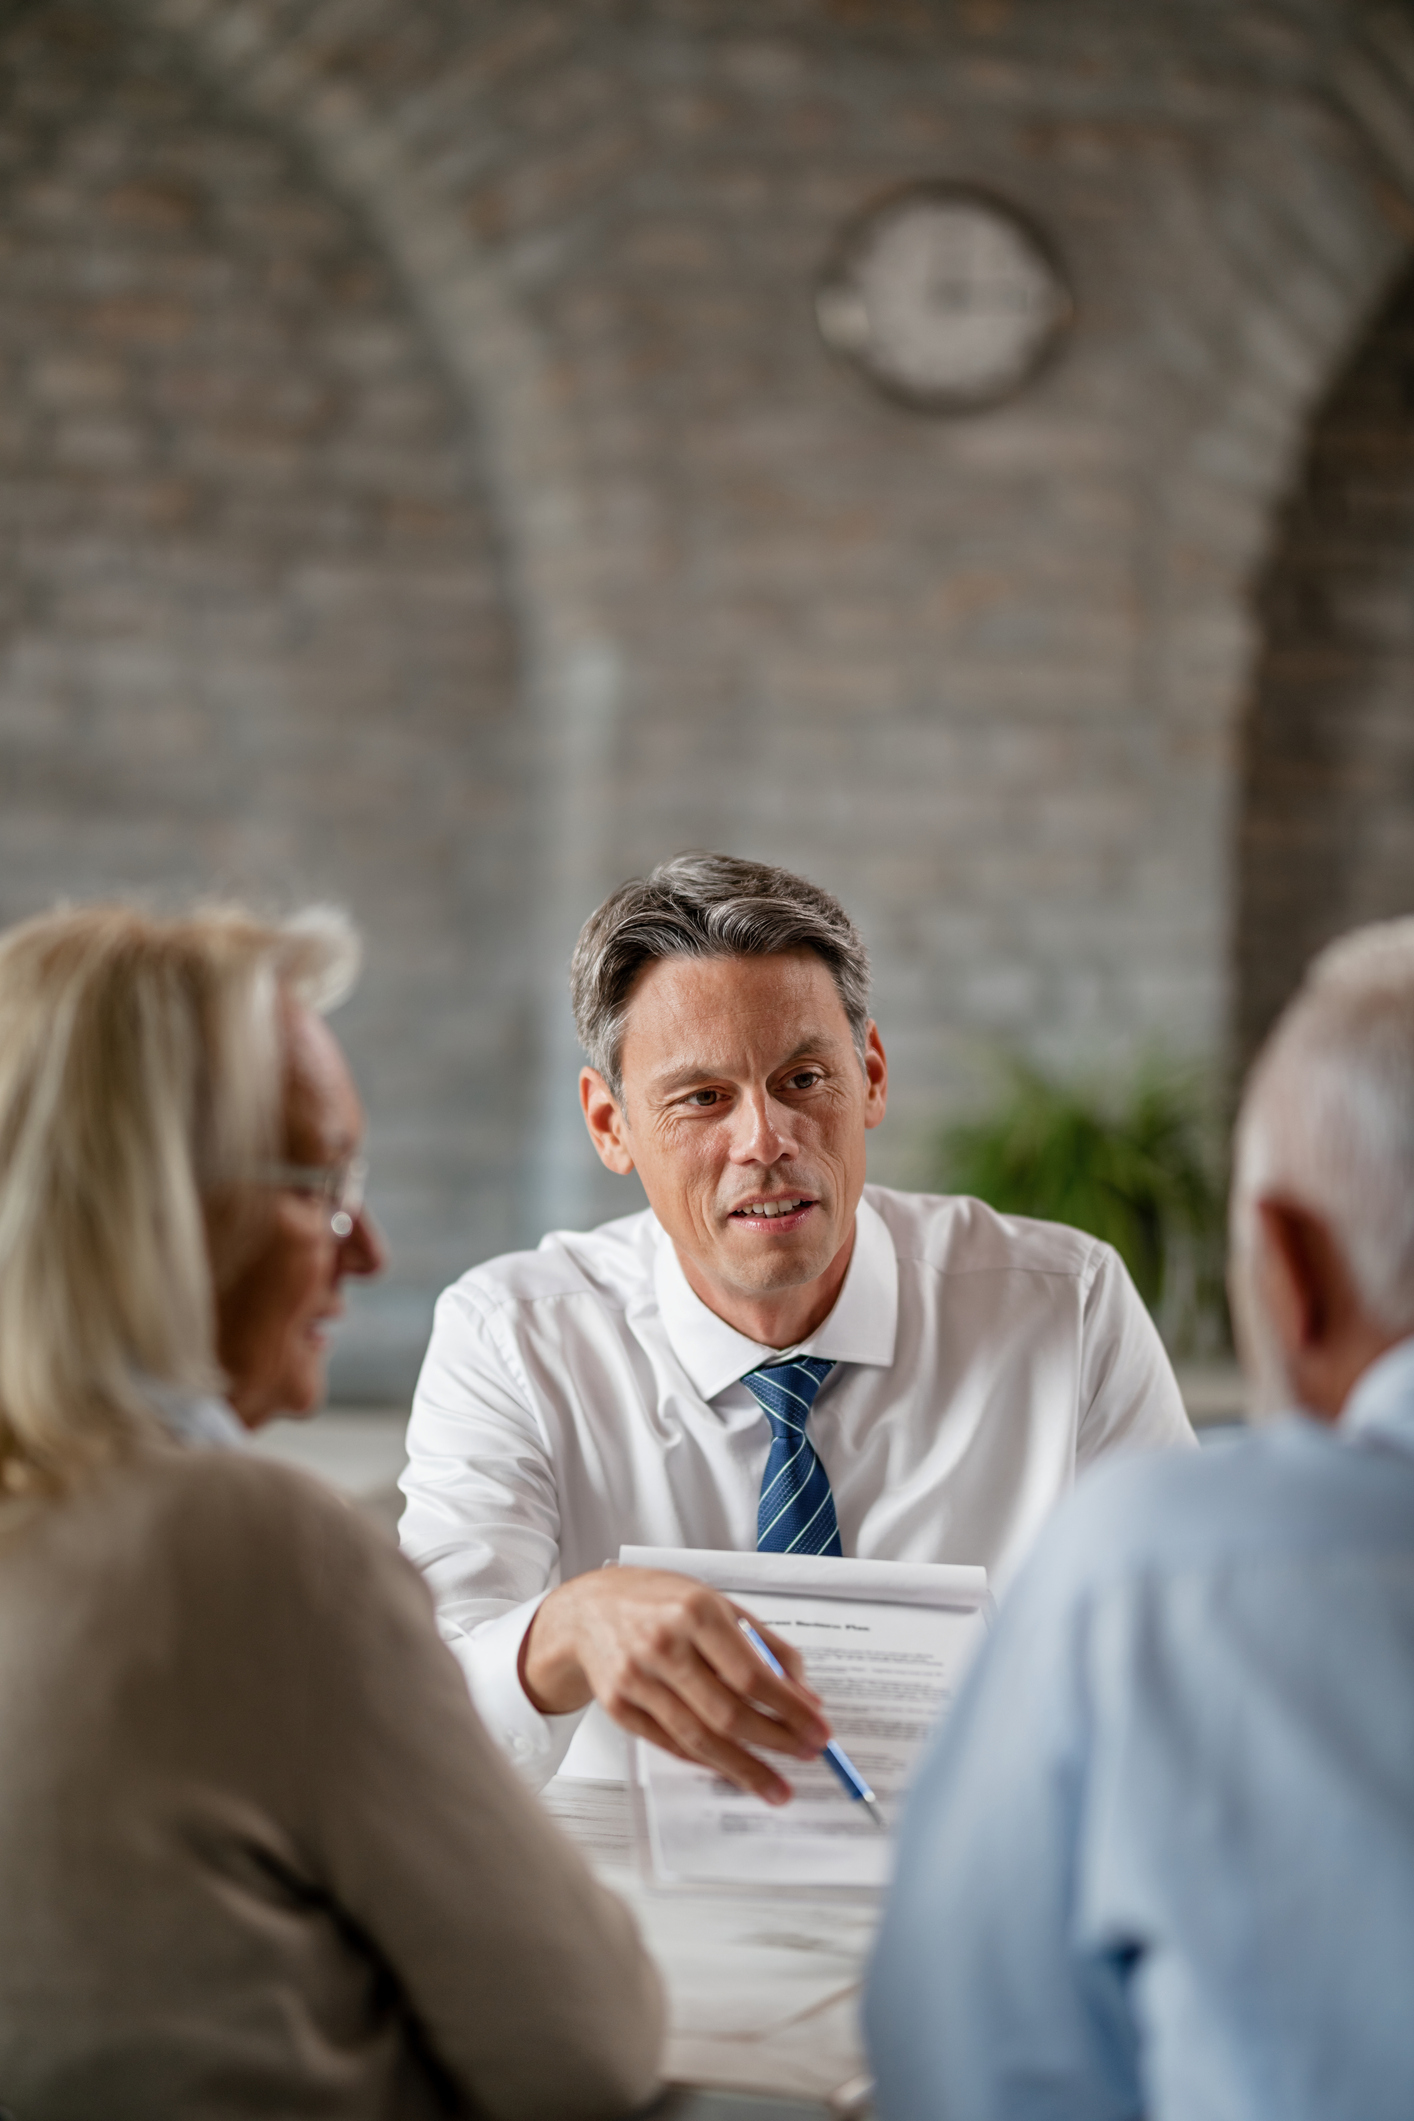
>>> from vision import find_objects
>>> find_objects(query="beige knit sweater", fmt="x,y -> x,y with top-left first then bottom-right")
0,1440 -> 664,2120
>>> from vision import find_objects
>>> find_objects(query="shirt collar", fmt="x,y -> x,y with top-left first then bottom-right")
144,1382 -> 251,1453
652,1192 -> 899,1402
1341,1334 -> 1414,1454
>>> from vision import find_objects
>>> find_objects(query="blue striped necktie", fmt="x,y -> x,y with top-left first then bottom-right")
743,1356 -> 843,1557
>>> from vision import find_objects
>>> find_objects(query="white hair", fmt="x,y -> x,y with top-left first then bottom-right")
0,901 -> 359,1491
1234,917 -> 1414,1334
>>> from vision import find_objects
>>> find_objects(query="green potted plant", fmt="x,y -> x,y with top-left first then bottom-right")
933,1060 -> 1228,1355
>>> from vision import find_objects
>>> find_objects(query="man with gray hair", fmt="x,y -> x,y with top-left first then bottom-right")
401,854 -> 1194,1794
865,917 -> 1414,2121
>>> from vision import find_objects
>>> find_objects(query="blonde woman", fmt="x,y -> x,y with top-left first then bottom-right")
0,903 -> 663,2120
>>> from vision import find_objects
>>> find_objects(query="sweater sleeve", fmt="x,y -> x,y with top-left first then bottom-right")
283,1477 -> 665,2121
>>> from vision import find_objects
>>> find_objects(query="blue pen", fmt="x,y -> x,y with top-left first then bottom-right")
739,1619 -> 888,1831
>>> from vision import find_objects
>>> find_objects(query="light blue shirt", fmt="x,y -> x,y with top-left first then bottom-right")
866,1340 -> 1414,2121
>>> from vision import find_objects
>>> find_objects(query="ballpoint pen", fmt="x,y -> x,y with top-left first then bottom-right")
738,1618 -> 888,1831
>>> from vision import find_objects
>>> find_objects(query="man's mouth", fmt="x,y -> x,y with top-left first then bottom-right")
728,1196 -> 816,1224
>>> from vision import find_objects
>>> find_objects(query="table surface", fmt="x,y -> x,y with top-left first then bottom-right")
540,1778 -> 877,2116
255,1404 -> 1246,2114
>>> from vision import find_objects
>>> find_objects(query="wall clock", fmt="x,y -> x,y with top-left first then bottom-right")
815,183 -> 1073,413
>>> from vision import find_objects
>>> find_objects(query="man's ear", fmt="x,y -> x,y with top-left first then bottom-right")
1254,1195 -> 1335,1353
1253,1192 -> 1400,1422
580,1068 -> 636,1176
862,1020 -> 888,1131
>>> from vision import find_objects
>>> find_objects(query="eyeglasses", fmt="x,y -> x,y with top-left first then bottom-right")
253,1155 -> 368,1239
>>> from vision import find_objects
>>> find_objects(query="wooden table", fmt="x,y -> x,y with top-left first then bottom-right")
541,1779 -> 876,2118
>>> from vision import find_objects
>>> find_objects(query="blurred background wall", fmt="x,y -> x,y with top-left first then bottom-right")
2,0 -> 1412,1396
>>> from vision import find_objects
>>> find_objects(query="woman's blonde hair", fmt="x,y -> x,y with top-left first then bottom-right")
0,902 -> 359,1490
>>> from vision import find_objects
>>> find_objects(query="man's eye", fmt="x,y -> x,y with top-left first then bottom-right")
685,1089 -> 722,1108
785,1071 -> 822,1091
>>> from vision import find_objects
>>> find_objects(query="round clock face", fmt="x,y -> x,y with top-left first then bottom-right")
816,184 -> 1072,412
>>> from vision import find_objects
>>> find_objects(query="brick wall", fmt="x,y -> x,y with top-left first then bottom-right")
0,1 -> 529,1391
4,0 -> 1414,1391
1238,255 -> 1414,1061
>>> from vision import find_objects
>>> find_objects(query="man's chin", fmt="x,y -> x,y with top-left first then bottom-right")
712,1233 -> 838,1298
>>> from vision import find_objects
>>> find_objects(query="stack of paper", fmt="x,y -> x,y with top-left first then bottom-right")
620,1546 -> 989,1894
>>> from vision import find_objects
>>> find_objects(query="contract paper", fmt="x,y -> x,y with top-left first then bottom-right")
621,1546 -> 989,1893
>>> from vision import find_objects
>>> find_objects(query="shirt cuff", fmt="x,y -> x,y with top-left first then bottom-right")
446,1592 -> 589,1791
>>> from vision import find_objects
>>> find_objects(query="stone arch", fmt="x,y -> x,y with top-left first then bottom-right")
1235,249 -> 1414,1063
1059,46 -> 1414,1092
0,0 -> 565,1391
119,0 -> 628,1236
88,0 -> 1414,1192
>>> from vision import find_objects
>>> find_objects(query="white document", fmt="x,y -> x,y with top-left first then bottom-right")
621,1545 -> 989,1893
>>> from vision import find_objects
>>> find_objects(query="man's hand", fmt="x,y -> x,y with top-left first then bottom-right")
519,1567 -> 831,1804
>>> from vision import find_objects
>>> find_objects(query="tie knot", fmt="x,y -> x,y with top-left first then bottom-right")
741,1356 -> 835,1434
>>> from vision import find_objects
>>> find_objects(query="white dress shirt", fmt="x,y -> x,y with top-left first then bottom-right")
400,1186 -> 1195,1784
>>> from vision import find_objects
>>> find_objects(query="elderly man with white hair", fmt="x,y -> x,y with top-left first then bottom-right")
865,918 -> 1414,2121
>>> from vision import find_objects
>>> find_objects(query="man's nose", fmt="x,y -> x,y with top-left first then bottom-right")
728,1091 -> 795,1165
